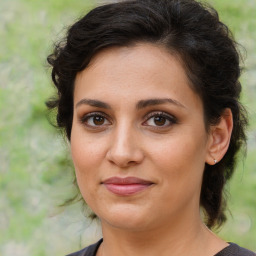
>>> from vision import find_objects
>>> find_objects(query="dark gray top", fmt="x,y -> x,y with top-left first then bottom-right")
66,239 -> 256,256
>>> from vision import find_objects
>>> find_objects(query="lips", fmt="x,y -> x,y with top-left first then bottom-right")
102,177 -> 154,196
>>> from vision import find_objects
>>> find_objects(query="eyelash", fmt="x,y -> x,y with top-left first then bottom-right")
143,111 -> 177,128
79,112 -> 111,129
79,111 -> 177,129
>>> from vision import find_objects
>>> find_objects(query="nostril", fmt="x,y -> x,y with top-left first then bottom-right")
106,149 -> 144,168
106,136 -> 144,167
127,160 -> 138,166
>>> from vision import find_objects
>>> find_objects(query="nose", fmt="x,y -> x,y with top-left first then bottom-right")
106,124 -> 144,168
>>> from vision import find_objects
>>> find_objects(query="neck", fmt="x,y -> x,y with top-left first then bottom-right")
98,211 -> 227,256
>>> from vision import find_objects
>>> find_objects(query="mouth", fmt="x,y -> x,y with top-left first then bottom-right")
101,176 -> 154,196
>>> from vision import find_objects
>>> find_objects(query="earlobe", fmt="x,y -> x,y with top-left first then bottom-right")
206,108 -> 233,165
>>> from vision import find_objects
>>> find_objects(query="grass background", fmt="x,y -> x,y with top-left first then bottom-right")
0,0 -> 255,255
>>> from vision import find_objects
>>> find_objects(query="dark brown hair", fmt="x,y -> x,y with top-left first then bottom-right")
47,0 -> 248,228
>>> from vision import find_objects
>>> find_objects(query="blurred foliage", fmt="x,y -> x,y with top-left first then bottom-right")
0,0 -> 255,255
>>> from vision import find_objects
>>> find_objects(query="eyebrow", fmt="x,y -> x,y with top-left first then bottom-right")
75,99 -> 111,109
75,97 -> 185,109
136,98 -> 186,109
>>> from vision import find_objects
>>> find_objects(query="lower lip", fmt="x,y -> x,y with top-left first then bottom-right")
103,183 -> 152,196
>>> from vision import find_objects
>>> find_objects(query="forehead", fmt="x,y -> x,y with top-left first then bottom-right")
79,43 -> 187,84
74,43 -> 202,111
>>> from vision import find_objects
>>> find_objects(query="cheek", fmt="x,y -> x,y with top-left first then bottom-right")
70,130 -> 106,198
70,126 -> 106,171
150,138 -> 206,213
153,135 -> 205,163
150,132 -> 207,185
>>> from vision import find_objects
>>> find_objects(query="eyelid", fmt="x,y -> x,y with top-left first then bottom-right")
79,110 -> 177,129
79,111 -> 112,127
80,111 -> 109,120
142,111 -> 177,127
144,111 -> 176,120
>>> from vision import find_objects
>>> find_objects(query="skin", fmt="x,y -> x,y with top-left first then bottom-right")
71,43 -> 233,256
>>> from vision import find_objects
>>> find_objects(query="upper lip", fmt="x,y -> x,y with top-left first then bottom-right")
102,176 -> 154,185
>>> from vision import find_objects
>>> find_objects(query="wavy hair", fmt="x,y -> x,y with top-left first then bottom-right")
47,0 -> 248,228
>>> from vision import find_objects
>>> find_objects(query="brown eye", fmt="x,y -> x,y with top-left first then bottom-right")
143,112 -> 177,128
153,116 -> 167,126
81,112 -> 111,128
93,116 -> 105,125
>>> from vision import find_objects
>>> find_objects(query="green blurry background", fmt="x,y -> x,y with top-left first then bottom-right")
0,0 -> 255,255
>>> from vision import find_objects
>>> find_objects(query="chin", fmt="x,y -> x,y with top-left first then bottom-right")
98,204 -> 154,231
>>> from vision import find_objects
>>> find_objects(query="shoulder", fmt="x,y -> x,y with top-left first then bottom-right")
233,244 -> 256,256
65,239 -> 103,256
215,243 -> 256,256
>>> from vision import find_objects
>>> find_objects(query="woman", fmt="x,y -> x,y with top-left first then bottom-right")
47,0 -> 255,255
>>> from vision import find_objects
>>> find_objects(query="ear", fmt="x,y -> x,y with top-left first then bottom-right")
205,108 -> 233,165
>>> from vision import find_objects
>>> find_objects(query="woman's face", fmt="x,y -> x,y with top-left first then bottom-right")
71,43 -> 213,231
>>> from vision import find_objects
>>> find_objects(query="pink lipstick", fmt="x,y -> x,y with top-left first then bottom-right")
102,177 -> 153,196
